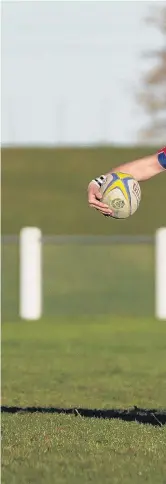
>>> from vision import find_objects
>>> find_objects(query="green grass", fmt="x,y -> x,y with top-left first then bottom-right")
2,242 -> 154,321
2,146 -> 166,234
2,318 -> 166,483
2,414 -> 166,484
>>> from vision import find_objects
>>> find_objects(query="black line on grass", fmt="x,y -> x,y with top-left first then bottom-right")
1,406 -> 166,426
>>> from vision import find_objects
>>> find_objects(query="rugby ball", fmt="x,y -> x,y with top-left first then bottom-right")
100,172 -> 141,219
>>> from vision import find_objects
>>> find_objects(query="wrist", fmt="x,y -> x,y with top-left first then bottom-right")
91,175 -> 107,188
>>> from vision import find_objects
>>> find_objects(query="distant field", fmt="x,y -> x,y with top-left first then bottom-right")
2,146 -> 166,234
2,241 -> 154,321
2,318 -> 166,484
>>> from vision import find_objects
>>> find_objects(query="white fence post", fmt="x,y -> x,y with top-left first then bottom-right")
155,228 -> 166,321
19,227 -> 42,320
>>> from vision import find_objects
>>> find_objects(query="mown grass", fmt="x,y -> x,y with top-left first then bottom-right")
2,318 -> 166,484
2,413 -> 166,484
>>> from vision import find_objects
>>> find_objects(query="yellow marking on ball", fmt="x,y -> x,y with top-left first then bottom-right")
104,180 -> 129,201
115,172 -> 133,180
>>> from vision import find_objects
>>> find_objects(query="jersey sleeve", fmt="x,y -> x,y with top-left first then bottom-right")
157,147 -> 166,169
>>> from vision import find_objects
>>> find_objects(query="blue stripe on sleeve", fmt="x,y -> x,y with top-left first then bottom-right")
158,151 -> 166,169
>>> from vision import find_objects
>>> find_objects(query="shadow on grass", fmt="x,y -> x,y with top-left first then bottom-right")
1,406 -> 166,426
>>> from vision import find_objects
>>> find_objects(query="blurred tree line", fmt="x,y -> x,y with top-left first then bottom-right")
138,5 -> 166,144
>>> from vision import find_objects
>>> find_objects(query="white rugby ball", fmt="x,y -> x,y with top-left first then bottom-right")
100,172 -> 141,219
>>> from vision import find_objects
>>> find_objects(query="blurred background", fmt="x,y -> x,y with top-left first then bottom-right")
1,0 -> 166,321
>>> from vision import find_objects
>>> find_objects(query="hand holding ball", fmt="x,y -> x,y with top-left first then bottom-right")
100,172 -> 141,219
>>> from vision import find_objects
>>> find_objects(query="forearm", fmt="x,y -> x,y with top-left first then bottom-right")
109,153 -> 165,182
88,147 -> 165,215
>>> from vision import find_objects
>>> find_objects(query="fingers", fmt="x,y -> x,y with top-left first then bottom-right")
88,181 -> 113,216
88,188 -> 109,209
89,200 -> 113,216
89,199 -> 110,210
90,204 -> 112,215
88,183 -> 102,203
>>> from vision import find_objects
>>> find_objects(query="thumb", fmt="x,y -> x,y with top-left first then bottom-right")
88,181 -> 102,201
95,187 -> 102,200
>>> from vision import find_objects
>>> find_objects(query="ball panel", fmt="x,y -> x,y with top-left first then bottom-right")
128,179 -> 141,215
103,179 -> 130,203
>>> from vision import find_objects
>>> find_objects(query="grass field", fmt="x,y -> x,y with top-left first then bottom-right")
2,318 -> 166,484
2,234 -> 165,482
2,241 -> 154,321
2,143 -> 166,482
